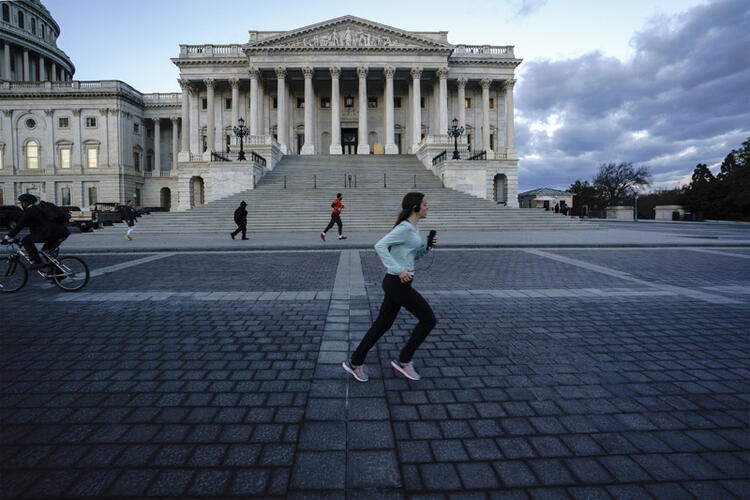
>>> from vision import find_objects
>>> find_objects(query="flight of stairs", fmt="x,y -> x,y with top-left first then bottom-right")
112,155 -> 592,233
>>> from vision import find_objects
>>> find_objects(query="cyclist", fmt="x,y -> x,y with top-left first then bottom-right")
2,193 -> 70,269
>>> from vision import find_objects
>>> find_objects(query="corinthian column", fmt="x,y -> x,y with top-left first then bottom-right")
437,67 -> 449,134
153,118 -> 161,172
357,66 -> 369,154
204,78 -> 215,157
248,67 -> 259,135
504,79 -> 517,156
480,78 -> 492,154
178,79 -> 190,158
329,67 -> 341,154
410,67 -> 423,153
275,67 -> 288,154
230,78 -> 240,136
457,78 -> 467,129
384,66 -> 397,154
171,117 -> 179,169
301,66 -> 315,154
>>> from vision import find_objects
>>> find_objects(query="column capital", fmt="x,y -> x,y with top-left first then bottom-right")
437,67 -> 449,79
178,78 -> 191,91
457,77 -> 468,88
357,66 -> 368,78
248,66 -> 260,78
384,65 -> 396,79
275,66 -> 287,79
170,116 -> 179,124
71,108 -> 81,116
229,78 -> 240,88
410,66 -> 423,80
329,66 -> 341,78
204,78 -> 215,89
504,78 -> 517,90
152,117 -> 161,125
302,66 -> 314,78
480,78 -> 492,89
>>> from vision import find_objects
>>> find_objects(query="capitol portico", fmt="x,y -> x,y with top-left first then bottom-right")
1,7 -> 521,211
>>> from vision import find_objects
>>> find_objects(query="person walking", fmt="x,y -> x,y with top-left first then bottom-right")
124,200 -> 137,241
320,192 -> 347,241
342,191 -> 437,382
231,201 -> 248,240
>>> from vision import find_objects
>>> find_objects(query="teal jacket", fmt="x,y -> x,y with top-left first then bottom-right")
374,220 -> 430,276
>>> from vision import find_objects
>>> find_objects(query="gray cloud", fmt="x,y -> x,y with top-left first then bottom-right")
516,0 -> 750,191
512,0 -> 548,17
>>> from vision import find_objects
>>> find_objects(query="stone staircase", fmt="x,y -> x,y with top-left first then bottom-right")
114,155 -> 591,233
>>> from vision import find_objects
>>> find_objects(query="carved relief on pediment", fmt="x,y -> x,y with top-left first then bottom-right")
287,26 -> 411,49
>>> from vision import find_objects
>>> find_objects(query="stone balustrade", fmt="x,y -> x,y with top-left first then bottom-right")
452,44 -> 515,58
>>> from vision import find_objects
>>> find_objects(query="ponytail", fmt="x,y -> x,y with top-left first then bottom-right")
394,192 -> 424,227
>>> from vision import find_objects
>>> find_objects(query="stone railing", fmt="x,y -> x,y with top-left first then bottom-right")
0,80 -> 143,101
178,44 -> 245,58
143,93 -> 181,105
451,44 -> 515,59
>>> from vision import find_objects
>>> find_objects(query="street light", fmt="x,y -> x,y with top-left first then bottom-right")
233,117 -> 249,161
447,117 -> 464,159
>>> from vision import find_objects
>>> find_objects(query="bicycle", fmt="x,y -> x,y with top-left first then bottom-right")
0,239 -> 90,292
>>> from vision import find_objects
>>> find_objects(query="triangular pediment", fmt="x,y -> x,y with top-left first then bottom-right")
246,15 -> 452,51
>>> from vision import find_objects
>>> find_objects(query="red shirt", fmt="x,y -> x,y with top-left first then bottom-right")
332,198 -> 344,215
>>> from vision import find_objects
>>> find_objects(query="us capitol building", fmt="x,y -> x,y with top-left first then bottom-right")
0,0 -> 521,211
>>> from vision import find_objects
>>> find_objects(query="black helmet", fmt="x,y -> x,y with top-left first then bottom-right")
18,193 -> 37,204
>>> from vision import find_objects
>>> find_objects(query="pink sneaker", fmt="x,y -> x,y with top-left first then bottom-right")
342,360 -> 368,382
391,360 -> 421,381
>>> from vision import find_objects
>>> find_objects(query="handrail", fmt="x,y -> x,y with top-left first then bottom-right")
250,151 -> 266,167
211,152 -> 230,162
432,150 -> 447,166
468,150 -> 487,161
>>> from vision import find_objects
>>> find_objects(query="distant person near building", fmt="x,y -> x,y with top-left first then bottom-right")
320,193 -> 347,241
231,201 -> 248,240
342,192 -> 438,382
124,200 -> 137,241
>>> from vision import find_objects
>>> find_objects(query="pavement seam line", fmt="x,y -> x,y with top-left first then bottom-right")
688,248 -> 750,259
88,253 -> 176,277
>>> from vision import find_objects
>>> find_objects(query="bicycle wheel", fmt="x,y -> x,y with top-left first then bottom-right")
0,256 -> 28,293
52,256 -> 90,291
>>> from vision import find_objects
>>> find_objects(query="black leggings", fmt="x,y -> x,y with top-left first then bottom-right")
351,274 -> 436,365
323,213 -> 342,235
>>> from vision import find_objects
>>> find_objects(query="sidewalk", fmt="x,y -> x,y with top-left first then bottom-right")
59,221 -> 750,252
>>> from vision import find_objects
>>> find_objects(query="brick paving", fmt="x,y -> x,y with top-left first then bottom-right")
1,247 -> 749,498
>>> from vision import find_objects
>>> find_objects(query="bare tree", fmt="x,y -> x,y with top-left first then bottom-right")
593,162 -> 652,206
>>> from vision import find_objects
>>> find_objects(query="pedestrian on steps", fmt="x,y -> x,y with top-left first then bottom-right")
342,191 -> 438,382
231,201 -> 248,240
320,192 -> 347,241
124,200 -> 137,241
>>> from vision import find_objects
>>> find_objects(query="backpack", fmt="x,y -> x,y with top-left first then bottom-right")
38,201 -> 71,224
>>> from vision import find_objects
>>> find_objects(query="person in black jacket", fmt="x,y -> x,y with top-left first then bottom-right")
231,201 -> 248,240
2,193 -> 70,269
124,200 -> 137,240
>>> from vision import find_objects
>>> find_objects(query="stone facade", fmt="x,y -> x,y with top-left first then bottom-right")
1,10 -> 521,210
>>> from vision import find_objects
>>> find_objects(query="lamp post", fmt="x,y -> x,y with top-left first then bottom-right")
233,117 -> 249,161
447,117 -> 464,159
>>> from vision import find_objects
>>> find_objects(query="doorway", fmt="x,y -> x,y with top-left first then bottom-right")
342,128 -> 357,155
160,187 -> 172,211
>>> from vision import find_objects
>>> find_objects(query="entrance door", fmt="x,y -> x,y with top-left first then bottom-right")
342,128 -> 357,155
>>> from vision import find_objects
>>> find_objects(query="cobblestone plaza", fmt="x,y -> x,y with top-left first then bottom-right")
2,238 -> 749,497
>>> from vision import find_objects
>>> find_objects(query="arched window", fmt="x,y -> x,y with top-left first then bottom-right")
30,16 -> 36,35
2,5 -> 10,23
17,10 -> 24,29
25,140 -> 39,169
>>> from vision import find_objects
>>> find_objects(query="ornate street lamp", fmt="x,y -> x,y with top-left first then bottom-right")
233,117 -> 249,161
447,117 -> 464,159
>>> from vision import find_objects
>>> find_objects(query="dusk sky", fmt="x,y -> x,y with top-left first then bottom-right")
44,0 -> 750,192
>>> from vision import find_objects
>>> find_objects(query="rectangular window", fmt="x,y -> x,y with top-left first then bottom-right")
87,148 -> 98,168
201,98 -> 207,110
297,98 -> 304,109
0,147 -> 4,169
394,97 -> 402,109
88,186 -> 98,205
489,98 -> 495,109
133,152 -> 140,171
465,98 -> 472,109
272,97 -> 278,109
320,97 -> 330,108
61,187 -> 71,206
134,122 -> 140,134
225,98 -> 232,110
27,143 -> 39,169
368,97 -> 378,109
344,96 -> 354,108
85,116 -> 97,128
60,148 -> 71,169
58,117 -> 69,128
420,97 -> 425,109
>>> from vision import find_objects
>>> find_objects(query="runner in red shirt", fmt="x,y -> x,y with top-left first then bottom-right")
320,192 -> 347,241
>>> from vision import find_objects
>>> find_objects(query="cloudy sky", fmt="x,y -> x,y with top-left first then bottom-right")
45,0 -> 749,191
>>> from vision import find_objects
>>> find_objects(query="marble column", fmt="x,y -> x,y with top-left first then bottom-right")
230,78 -> 239,138
170,117 -> 179,169
50,61 -> 56,82
357,66 -> 369,154
438,67 -> 449,134
275,67 -> 287,154
329,66 -> 341,154
153,118 -> 161,172
204,78 -> 215,157
2,43 -> 10,80
481,78 -> 492,154
384,66 -> 397,154
504,79 -> 517,156
410,67 -> 423,153
457,78 -> 467,129
248,66 -> 259,135
178,79 -> 190,157
39,55 -> 46,81
23,48 -> 29,81
301,66 -> 315,154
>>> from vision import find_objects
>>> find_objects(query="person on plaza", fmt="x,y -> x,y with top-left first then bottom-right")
2,193 -> 70,269
320,192 -> 347,241
342,191 -> 437,382
124,199 -> 138,241
231,201 -> 248,240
